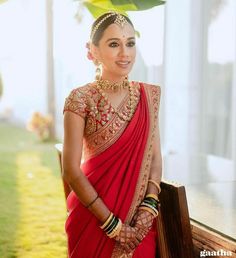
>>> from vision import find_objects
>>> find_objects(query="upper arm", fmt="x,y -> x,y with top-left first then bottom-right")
63,88 -> 87,119
62,88 -> 87,180
63,111 -> 85,168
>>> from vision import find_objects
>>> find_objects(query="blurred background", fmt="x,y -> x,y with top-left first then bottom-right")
0,0 -> 235,257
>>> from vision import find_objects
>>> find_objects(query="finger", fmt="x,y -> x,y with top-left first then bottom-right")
136,225 -> 148,236
128,241 -> 137,250
133,236 -> 141,246
114,235 -> 120,242
134,227 -> 146,239
123,244 -> 133,253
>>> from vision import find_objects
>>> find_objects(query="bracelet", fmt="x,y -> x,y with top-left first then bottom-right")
86,194 -> 99,208
139,206 -> 158,217
140,202 -> 159,215
143,199 -> 158,209
100,213 -> 123,238
148,179 -> 161,194
107,218 -> 122,238
146,193 -> 159,201
142,195 -> 160,210
106,216 -> 118,234
100,212 -> 113,230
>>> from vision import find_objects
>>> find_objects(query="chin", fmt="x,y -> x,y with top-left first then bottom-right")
117,68 -> 132,77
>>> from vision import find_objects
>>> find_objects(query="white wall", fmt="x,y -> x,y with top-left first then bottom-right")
163,0 -> 192,154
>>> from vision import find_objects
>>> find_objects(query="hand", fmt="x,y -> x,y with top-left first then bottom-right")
131,209 -> 155,240
115,224 -> 143,253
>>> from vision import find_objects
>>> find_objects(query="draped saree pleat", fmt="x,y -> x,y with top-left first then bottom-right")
65,84 -> 160,258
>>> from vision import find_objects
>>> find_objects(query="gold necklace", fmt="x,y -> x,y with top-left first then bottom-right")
96,79 -> 137,121
97,78 -> 129,91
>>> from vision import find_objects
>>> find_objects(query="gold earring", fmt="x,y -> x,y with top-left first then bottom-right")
95,60 -> 101,81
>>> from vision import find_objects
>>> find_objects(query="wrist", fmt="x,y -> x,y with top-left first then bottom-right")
138,194 -> 160,218
100,212 -> 123,238
147,179 -> 161,195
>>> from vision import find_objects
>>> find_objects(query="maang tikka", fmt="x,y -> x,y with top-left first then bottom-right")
90,11 -> 128,41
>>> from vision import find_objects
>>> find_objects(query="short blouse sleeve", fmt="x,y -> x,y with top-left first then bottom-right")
63,88 -> 88,119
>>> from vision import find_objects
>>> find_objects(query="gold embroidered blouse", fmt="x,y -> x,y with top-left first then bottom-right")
63,82 -> 141,159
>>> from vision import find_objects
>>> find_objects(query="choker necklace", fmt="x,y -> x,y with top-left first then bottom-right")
96,79 -> 137,121
96,78 -> 129,91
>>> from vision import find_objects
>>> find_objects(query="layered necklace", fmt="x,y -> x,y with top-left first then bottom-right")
96,78 -> 137,122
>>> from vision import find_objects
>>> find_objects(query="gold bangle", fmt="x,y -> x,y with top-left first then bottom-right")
148,179 -> 161,194
139,206 -> 157,217
116,219 -> 122,236
140,203 -> 159,216
139,206 -> 159,217
100,212 -> 113,230
107,219 -> 122,238
146,193 -> 159,201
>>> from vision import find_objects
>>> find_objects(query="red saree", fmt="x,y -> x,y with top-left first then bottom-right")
64,83 -> 161,258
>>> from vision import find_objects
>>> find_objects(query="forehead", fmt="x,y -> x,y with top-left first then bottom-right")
101,23 -> 135,41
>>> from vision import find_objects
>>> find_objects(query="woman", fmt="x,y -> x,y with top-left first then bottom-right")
63,11 -> 162,258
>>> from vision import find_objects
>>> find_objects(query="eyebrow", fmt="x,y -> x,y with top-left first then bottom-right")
105,37 -> 135,43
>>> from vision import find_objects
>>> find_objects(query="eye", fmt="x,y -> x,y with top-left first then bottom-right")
108,42 -> 119,48
127,41 -> 136,47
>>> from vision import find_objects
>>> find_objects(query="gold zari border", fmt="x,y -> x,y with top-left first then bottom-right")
111,83 -> 161,257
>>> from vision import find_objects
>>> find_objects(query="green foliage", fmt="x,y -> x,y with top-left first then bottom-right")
77,0 -> 165,18
0,0 -> 8,4
111,0 -> 166,10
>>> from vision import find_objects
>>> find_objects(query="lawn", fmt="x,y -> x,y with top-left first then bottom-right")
0,122 -> 67,258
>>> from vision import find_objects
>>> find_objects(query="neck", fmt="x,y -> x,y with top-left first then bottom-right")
101,72 -> 127,84
97,76 -> 129,92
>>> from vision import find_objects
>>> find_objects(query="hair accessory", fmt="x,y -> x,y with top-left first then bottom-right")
114,13 -> 127,28
90,11 -> 128,41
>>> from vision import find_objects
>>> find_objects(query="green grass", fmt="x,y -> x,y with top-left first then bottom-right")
0,122 -> 67,258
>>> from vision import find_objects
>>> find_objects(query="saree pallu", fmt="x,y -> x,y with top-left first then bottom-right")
65,84 -> 161,258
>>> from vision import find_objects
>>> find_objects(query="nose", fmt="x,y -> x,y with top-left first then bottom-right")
119,44 -> 129,57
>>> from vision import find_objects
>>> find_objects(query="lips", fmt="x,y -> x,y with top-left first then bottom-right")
115,61 -> 131,68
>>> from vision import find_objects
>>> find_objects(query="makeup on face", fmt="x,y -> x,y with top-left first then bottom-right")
93,23 -> 136,81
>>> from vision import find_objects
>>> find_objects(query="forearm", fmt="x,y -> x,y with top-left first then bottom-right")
146,121 -> 162,195
63,167 -> 110,223
146,158 -> 162,195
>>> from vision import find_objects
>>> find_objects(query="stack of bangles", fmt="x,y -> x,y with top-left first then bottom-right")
139,193 -> 160,217
100,212 -> 122,238
139,180 -> 161,217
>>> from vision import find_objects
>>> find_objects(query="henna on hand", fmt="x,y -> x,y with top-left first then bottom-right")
131,209 -> 155,242
115,224 -> 143,253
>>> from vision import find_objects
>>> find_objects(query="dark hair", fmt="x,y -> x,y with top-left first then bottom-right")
91,12 -> 134,46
